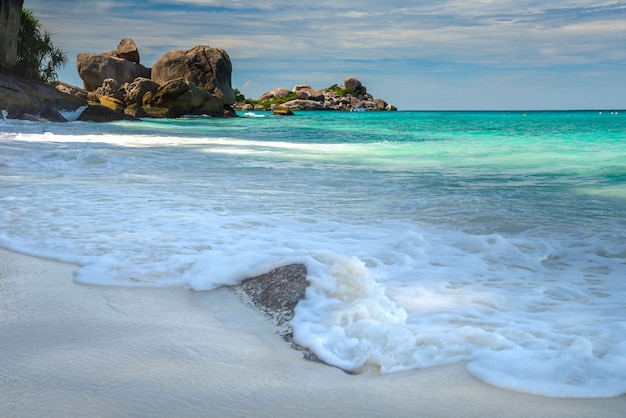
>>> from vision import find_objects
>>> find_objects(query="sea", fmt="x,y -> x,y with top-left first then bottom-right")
1,109 -> 625,398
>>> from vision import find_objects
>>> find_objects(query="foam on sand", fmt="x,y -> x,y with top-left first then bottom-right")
1,248 -> 624,417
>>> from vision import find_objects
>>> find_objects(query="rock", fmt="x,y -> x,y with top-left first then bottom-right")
258,87 -> 291,101
77,104 -> 138,122
292,84 -> 312,92
295,87 -> 325,102
40,108 -> 68,122
344,77 -> 365,94
92,78 -> 124,101
237,264 -> 309,329
357,100 -> 379,111
279,99 -> 324,110
273,105 -> 295,116
151,45 -> 235,105
0,73 -> 87,119
241,103 -> 253,110
122,77 -> 159,105
123,103 -> 145,118
0,0 -> 23,72
116,38 -> 140,64
149,78 -> 225,117
141,105 -> 174,119
77,53 -> 150,91
98,95 -> 125,112
236,264 -> 324,363
151,78 -> 189,103
189,93 -> 226,117
55,81 -> 88,100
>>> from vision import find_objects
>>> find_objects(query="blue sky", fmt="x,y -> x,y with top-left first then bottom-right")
26,0 -> 626,110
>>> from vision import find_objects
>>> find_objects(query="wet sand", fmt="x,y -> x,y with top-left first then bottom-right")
1,248 -> 624,417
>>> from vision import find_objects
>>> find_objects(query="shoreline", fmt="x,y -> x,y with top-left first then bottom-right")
1,247 -> 625,417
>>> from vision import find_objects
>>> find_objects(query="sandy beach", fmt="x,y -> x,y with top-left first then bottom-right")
1,247 -> 624,417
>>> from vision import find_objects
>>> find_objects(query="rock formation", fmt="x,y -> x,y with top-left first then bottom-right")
0,73 -> 87,121
70,40 -> 236,118
151,45 -> 236,106
77,53 -> 150,92
0,0 -> 23,72
249,77 -> 396,111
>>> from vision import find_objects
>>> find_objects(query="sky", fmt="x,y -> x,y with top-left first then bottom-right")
25,0 -> 626,110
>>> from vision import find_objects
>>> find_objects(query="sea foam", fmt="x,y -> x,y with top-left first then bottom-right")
1,114 -> 625,398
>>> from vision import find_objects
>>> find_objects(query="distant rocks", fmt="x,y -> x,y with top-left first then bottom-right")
242,77 -> 397,112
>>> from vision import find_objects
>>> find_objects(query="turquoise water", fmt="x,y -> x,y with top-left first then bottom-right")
1,110 -> 625,397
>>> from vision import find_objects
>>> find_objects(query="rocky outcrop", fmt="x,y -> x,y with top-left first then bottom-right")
249,77 -> 396,111
77,53 -> 150,91
343,77 -> 364,94
0,0 -> 23,72
70,40 -> 236,119
151,45 -> 236,106
0,73 -> 86,121
258,87 -> 291,101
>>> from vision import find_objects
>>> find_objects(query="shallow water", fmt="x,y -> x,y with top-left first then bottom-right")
1,110 -> 625,397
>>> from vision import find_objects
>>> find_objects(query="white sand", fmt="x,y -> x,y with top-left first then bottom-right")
1,248 -> 624,418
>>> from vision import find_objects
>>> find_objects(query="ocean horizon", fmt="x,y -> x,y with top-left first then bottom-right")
1,109 -> 625,398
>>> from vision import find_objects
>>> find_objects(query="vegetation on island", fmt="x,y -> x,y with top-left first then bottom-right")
12,8 -> 67,83
234,83 -> 366,110
234,88 -> 297,108
325,83 -> 364,97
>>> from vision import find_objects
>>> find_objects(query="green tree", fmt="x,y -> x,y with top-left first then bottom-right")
13,8 -> 67,83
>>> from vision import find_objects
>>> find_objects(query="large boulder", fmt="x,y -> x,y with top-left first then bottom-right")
151,45 -> 235,106
90,78 -> 124,101
0,0 -> 23,72
258,87 -> 291,101
344,77 -> 365,95
237,264 -> 309,330
279,99 -> 324,110
115,38 -> 140,64
148,77 -> 224,117
77,104 -> 138,122
122,77 -> 159,105
77,53 -> 150,91
295,87 -> 325,102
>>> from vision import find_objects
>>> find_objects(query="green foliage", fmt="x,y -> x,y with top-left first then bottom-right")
235,89 -> 297,109
233,88 -> 246,102
326,83 -> 362,96
13,8 -> 67,83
